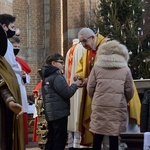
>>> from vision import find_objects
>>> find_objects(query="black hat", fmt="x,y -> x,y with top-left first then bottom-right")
0,24 -> 7,56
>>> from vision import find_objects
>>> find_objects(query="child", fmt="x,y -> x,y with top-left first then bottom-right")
87,40 -> 134,150
41,53 -> 82,150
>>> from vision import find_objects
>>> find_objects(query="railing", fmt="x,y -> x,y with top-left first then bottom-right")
134,79 -> 150,93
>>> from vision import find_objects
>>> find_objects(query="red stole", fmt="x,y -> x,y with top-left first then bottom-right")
87,50 -> 96,75
16,56 -> 31,74
87,42 -> 101,75
33,80 -> 42,97
67,44 -> 77,85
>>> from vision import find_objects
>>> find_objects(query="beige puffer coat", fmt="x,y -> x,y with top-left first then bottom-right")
87,40 -> 134,136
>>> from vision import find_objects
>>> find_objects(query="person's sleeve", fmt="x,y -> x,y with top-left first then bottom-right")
0,80 -> 16,108
4,45 -> 21,75
124,69 -> 134,102
64,51 -> 69,80
87,68 -> 96,99
25,74 -> 31,83
53,75 -> 78,100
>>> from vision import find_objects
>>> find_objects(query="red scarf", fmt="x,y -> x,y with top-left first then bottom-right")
33,80 -> 42,97
87,42 -> 101,74
16,56 -> 31,74
67,44 -> 77,85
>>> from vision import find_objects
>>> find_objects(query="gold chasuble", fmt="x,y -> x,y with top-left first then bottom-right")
128,82 -> 141,125
76,34 -> 141,146
0,56 -> 25,150
76,34 -> 108,146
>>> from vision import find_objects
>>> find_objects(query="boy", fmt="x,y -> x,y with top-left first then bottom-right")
41,53 -> 82,150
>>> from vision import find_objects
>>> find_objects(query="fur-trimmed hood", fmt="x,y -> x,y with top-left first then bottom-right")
95,40 -> 129,68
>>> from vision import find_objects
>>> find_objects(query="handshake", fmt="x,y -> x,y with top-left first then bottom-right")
73,75 -> 88,87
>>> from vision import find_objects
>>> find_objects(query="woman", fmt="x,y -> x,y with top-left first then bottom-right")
87,40 -> 134,150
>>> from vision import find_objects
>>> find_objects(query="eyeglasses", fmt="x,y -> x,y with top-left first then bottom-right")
55,60 -> 64,65
79,36 -> 92,44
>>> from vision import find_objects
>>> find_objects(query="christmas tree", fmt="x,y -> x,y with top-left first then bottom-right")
89,0 -> 150,79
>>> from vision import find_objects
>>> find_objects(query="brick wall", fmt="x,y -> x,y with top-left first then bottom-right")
0,0 -> 99,95
63,0 -> 99,55
49,0 -> 62,54
1,0 -> 149,95
13,0 -> 28,46
0,0 -> 13,14
63,0 -> 83,55
13,0 -> 45,94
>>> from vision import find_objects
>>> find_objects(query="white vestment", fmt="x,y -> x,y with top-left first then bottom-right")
4,40 -> 29,112
65,39 -> 85,132
65,39 -> 88,148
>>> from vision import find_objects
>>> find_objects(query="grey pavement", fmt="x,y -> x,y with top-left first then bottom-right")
26,133 -> 40,150
25,133 -> 68,150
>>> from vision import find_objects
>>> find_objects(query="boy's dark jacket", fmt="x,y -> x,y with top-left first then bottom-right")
41,64 -> 78,121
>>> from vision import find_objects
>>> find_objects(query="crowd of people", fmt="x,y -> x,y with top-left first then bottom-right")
0,13 -> 141,150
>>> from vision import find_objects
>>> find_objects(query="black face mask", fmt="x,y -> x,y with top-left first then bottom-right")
13,49 -> 20,56
6,28 -> 15,38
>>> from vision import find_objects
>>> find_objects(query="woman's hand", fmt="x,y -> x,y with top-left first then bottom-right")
81,78 -> 88,87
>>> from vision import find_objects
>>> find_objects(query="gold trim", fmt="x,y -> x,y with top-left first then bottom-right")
0,79 -> 5,87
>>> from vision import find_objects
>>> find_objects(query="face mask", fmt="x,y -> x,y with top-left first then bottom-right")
13,49 -> 20,56
6,28 -> 15,38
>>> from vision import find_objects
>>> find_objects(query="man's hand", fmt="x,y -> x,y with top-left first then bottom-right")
21,71 -> 26,78
73,75 -> 82,81
8,101 -> 23,119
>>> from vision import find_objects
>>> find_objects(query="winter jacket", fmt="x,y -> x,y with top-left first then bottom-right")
41,64 -> 78,121
87,40 -> 134,136
140,90 -> 150,132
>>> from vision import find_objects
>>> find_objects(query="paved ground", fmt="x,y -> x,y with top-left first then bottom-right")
25,134 -> 40,150
25,134 -> 68,150
25,130 -> 69,150
26,144 -> 41,149
26,142 -> 68,150
26,147 -> 40,150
